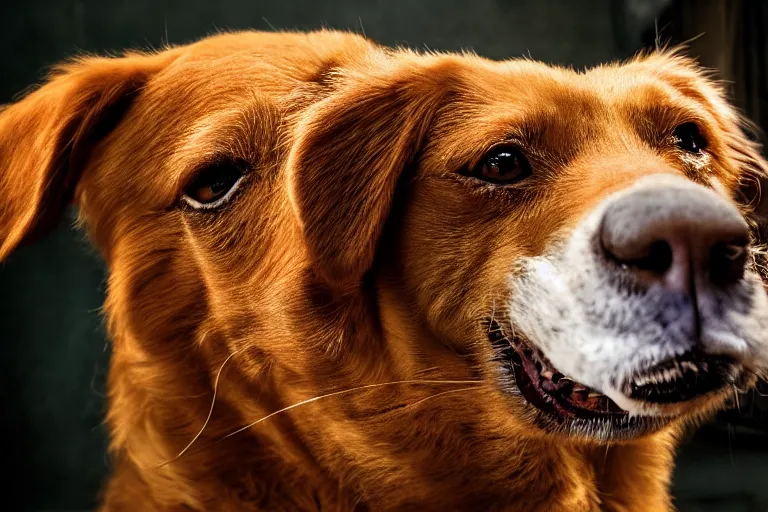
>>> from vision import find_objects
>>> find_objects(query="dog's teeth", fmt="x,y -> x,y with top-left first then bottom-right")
540,379 -> 559,393
635,363 -> 694,387
556,378 -> 574,393
588,392 -> 602,398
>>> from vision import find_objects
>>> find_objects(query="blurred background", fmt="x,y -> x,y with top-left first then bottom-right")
1,0 -> 767,511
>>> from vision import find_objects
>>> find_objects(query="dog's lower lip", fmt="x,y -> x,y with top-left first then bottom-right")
488,319 -> 627,421
625,351 -> 735,403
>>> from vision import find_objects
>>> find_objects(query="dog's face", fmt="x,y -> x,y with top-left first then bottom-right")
2,31 -> 768,462
368,53 -> 768,441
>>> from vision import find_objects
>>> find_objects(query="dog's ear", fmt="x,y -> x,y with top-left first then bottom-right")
0,51 -> 175,260
287,57 -> 452,288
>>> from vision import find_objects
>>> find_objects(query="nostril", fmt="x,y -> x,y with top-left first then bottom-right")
710,238 -> 749,286
638,240 -> 674,274
601,234 -> 674,276
598,177 -> 752,292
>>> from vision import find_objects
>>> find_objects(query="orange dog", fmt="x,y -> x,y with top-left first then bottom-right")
2,30 -> 768,511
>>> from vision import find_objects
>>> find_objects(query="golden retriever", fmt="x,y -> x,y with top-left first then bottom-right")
2,30 -> 768,511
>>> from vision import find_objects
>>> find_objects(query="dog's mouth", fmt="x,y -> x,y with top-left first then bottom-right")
623,350 -> 735,403
488,319 -> 626,420
488,319 -> 736,426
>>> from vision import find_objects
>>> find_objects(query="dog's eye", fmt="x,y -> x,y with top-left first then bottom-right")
182,163 -> 245,210
672,123 -> 708,153
465,145 -> 532,185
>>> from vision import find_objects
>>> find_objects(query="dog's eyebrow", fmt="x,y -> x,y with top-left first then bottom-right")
615,80 -> 715,126
426,107 -> 578,176
168,107 -> 260,186
622,99 -> 716,152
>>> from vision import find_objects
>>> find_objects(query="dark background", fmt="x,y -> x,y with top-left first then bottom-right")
1,1 -> 767,511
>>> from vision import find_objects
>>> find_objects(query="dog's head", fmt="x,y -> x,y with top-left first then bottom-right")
2,31 -> 768,460
286,45 -> 768,441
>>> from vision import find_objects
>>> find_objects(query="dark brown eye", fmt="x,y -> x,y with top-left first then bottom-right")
182,163 -> 245,210
672,122 -> 708,153
464,145 -> 532,185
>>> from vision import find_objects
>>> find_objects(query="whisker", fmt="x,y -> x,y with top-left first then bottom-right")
755,380 -> 768,397
405,386 -> 481,409
157,378 -> 481,467
220,379 -> 480,442
160,349 -> 242,466
488,299 -> 497,332
358,16 -> 367,39
262,17 -> 277,31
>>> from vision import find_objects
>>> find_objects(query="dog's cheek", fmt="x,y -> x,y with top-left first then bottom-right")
390,182 -> 515,351
108,228 -> 209,354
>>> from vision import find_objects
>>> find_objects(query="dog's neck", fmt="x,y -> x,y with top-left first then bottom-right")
101,275 -> 679,511
105,385 -> 678,511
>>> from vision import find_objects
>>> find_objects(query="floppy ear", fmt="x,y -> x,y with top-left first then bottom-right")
287,58 -> 451,288
0,51 -> 174,260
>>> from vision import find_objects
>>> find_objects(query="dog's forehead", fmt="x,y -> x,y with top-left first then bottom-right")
94,46 -> 713,212
422,59 -> 701,171
471,59 -> 693,124
135,47 -> 691,156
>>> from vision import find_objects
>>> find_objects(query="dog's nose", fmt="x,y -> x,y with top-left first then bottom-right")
599,175 -> 750,293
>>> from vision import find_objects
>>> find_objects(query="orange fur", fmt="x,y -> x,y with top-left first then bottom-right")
1,31 -> 766,511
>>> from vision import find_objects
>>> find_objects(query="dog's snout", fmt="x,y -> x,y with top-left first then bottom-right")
599,176 -> 750,293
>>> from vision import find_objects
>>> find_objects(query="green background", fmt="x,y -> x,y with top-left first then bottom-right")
1,1 -> 767,511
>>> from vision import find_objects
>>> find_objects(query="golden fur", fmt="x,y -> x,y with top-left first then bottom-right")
1,30 -> 766,511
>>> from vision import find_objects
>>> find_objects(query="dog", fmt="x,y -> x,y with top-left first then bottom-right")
2,30 -> 768,511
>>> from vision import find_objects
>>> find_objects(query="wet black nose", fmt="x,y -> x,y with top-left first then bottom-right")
600,176 -> 750,293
